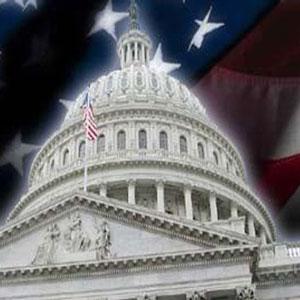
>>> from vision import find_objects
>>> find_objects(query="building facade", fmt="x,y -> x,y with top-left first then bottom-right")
0,3 -> 300,300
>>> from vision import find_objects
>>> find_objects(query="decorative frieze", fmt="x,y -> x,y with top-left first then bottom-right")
95,221 -> 112,260
63,212 -> 91,253
31,211 -> 114,266
32,223 -> 61,265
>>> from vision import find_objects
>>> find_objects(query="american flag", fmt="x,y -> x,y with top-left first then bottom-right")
82,91 -> 98,141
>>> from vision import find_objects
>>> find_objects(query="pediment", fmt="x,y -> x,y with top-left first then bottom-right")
0,191 -> 257,269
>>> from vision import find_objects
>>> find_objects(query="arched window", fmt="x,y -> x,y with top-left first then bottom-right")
197,142 -> 204,159
63,149 -> 70,166
139,129 -> 147,149
78,141 -> 86,159
97,134 -> 105,153
213,151 -> 219,165
50,159 -> 55,171
117,130 -> 126,150
179,136 -> 188,154
226,162 -> 230,172
159,131 -> 168,150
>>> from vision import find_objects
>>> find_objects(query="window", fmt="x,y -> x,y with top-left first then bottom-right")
179,136 -> 187,154
139,129 -> 147,149
159,131 -> 168,150
197,142 -> 204,159
213,151 -> 219,165
50,159 -> 55,171
117,130 -> 126,150
63,149 -> 70,166
78,141 -> 86,159
97,134 -> 105,153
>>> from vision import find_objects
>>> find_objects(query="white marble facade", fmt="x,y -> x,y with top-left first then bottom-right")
0,3 -> 300,300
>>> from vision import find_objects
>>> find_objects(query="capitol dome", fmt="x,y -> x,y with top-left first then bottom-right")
7,3 -> 275,245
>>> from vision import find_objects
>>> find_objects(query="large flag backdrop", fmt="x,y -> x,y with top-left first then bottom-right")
197,0 -> 300,238
3,0 -> 299,237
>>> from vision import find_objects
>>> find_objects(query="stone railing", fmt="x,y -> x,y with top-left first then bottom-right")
259,243 -> 300,268
287,244 -> 300,258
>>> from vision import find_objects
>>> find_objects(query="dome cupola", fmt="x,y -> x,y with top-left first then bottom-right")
117,0 -> 152,68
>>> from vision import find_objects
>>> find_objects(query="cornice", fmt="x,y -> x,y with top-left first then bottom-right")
256,263 -> 300,287
2,192 -> 258,249
0,245 -> 256,283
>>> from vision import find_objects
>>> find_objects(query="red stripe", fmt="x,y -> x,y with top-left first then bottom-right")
83,103 -> 98,141
259,154 -> 300,208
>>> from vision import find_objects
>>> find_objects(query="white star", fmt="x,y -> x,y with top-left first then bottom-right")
0,133 -> 40,176
59,98 -> 74,111
150,43 -> 181,74
89,0 -> 129,41
188,6 -> 224,51
23,0 -> 37,10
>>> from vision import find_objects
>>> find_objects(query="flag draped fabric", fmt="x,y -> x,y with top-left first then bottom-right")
83,93 -> 98,141
194,0 -> 300,233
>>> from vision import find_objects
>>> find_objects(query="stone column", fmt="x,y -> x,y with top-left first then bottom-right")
184,185 -> 193,220
231,201 -> 238,218
260,228 -> 267,245
248,214 -> 256,237
125,44 -> 130,65
156,180 -> 165,212
141,44 -> 146,64
146,48 -> 149,64
128,120 -> 135,150
128,180 -> 136,205
121,47 -> 125,67
99,183 -> 107,197
107,123 -> 114,152
209,191 -> 218,222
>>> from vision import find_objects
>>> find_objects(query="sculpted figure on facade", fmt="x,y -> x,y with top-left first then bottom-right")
95,221 -> 111,260
237,286 -> 256,300
32,223 -> 61,265
63,213 -> 91,252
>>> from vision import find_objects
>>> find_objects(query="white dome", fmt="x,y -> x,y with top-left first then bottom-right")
7,16 -> 276,245
63,65 -> 206,127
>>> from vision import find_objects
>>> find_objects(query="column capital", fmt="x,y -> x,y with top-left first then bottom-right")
210,189 -> 217,197
183,183 -> 193,191
155,179 -> 166,186
236,286 -> 256,300
127,179 -> 136,185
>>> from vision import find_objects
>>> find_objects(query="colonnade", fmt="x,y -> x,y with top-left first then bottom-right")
96,180 -> 267,242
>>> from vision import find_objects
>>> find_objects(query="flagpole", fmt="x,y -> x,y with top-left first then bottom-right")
83,136 -> 88,192
83,88 -> 90,193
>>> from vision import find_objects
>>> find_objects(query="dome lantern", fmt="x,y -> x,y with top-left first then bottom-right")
117,0 -> 152,69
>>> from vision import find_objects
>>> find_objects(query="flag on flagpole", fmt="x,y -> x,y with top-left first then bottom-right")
82,88 -> 98,192
82,90 -> 99,141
